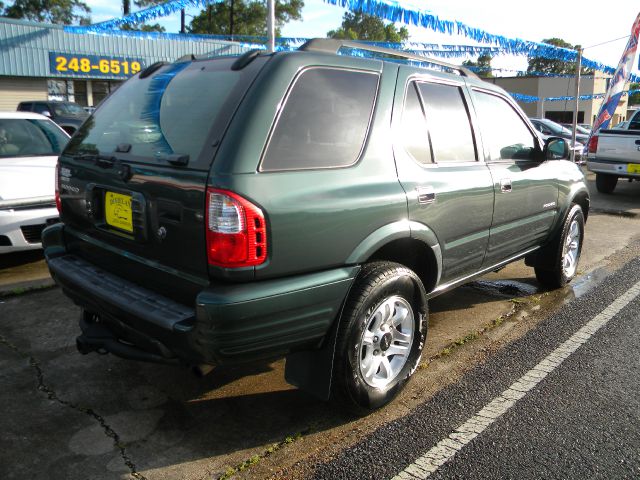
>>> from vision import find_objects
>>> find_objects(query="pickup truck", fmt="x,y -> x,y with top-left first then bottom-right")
587,110 -> 640,193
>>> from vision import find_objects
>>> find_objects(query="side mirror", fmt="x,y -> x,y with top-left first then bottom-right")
41,110 -> 52,118
544,137 -> 569,160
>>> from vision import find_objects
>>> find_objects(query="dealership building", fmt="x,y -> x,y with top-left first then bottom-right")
0,17 -> 248,110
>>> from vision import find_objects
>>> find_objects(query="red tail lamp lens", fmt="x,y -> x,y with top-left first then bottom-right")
205,188 -> 267,268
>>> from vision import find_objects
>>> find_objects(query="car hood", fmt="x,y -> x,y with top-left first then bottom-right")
0,156 -> 57,202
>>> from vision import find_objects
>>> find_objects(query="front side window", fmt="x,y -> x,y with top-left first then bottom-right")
0,119 -> 69,157
417,82 -> 476,163
261,68 -> 379,171
473,91 -> 537,161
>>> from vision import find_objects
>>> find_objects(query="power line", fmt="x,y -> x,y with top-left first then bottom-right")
584,35 -> 630,50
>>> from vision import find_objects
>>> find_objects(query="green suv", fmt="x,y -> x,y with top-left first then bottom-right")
44,39 -> 589,413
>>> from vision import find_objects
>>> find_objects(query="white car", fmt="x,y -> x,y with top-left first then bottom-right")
0,112 -> 70,253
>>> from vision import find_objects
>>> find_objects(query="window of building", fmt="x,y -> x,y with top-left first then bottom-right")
73,81 -> 88,107
47,80 -> 73,102
261,68 -> 379,171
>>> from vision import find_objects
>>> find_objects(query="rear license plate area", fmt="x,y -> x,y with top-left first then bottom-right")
104,191 -> 133,233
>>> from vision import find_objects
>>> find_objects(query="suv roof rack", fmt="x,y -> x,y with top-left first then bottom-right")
298,38 -> 478,78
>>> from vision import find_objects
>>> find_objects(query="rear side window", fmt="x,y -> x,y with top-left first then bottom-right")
473,91 -> 536,161
17,102 -> 32,112
400,82 -> 432,164
418,82 -> 476,163
261,67 -> 379,171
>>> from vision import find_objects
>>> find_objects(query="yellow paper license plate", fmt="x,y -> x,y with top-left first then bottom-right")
104,191 -> 133,233
627,163 -> 640,174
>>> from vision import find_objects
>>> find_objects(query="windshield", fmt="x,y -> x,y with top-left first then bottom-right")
0,118 -> 69,158
52,102 -> 86,116
65,58 -> 243,166
546,121 -> 572,136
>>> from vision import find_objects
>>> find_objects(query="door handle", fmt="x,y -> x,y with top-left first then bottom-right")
500,178 -> 512,193
416,186 -> 435,204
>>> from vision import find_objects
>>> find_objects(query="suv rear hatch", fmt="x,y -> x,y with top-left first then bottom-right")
57,54 -> 267,304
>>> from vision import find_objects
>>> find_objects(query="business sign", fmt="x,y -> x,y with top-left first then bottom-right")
49,52 -> 144,78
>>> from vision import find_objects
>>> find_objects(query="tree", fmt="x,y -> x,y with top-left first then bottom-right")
120,0 -> 165,33
527,38 -> 591,75
629,82 -> 640,106
327,11 -> 409,42
462,53 -> 493,78
3,0 -> 91,25
188,0 -> 303,36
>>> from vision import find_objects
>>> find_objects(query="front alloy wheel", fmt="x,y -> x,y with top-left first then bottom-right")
535,203 -> 585,288
562,217 -> 581,279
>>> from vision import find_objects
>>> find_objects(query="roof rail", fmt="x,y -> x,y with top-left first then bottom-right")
298,38 -> 478,78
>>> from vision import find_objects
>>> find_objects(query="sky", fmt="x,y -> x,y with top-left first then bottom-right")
85,0 -> 640,77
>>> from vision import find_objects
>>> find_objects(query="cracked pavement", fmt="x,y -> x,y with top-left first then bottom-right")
0,332 -> 146,479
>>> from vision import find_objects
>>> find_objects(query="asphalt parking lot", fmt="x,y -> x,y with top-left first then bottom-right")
1,171 -> 639,480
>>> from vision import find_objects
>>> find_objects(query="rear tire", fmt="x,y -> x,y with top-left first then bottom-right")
332,262 -> 427,415
595,173 -> 617,194
534,204 -> 584,289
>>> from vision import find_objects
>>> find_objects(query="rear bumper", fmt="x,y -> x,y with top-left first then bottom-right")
43,223 -> 357,366
587,159 -> 640,178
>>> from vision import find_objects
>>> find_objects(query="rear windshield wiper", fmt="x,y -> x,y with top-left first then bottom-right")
72,152 -> 118,167
155,153 -> 189,167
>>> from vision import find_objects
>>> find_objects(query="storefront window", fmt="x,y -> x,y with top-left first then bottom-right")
47,79 -> 72,102
73,81 -> 87,107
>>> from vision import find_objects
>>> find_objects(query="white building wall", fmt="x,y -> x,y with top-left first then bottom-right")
0,76 -> 47,111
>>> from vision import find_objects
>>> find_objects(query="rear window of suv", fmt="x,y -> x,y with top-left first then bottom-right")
65,57 -> 254,168
261,67 -> 379,171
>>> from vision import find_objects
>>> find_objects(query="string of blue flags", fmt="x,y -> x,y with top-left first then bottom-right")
62,0 -> 640,85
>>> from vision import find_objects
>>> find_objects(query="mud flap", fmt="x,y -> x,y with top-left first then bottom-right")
284,315 -> 340,401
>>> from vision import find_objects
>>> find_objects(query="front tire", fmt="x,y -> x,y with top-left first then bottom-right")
534,204 -> 584,288
595,173 -> 617,194
332,262 -> 427,415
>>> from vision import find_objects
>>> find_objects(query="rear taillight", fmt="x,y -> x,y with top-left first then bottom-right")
588,135 -> 598,154
54,162 -> 61,213
205,188 -> 267,268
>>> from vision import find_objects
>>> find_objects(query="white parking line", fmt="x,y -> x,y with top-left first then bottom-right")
392,280 -> 640,480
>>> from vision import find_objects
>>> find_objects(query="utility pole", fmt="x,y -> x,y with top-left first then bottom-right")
571,47 -> 583,162
230,0 -> 234,37
267,0 -> 275,53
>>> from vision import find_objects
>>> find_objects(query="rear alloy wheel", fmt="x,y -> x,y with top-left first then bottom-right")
332,262 -> 427,414
535,204 -> 584,288
595,173 -> 618,194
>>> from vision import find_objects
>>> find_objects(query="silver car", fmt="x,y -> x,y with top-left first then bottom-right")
0,112 -> 69,253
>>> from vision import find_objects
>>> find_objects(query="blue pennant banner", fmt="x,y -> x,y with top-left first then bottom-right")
62,0 -> 640,83
321,0 -> 626,77
510,89 -> 640,103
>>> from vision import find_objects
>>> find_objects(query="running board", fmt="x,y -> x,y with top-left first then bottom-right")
427,246 -> 540,299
